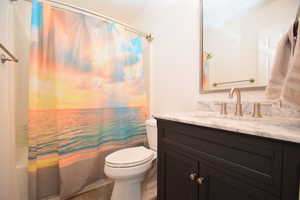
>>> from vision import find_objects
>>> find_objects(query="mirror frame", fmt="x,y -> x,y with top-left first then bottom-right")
199,0 -> 266,94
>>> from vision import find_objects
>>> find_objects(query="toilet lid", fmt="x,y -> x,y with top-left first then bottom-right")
105,146 -> 154,168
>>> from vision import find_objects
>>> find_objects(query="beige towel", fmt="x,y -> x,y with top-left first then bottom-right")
266,22 -> 300,109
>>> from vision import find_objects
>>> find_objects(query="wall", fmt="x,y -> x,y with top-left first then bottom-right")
13,2 -> 32,199
0,1 -> 18,200
60,0 -> 146,23
14,0 -> 31,166
130,0 -> 201,114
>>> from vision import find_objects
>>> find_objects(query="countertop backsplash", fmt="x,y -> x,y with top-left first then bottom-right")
197,100 -> 300,119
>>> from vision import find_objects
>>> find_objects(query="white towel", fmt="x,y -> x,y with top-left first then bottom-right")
266,22 -> 300,109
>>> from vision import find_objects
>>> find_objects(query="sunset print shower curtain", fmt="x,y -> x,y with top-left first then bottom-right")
28,1 -> 148,199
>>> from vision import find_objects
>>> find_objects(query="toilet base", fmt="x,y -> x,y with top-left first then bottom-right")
111,175 -> 145,200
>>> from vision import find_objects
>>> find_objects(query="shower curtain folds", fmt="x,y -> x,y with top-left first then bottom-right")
28,0 -> 148,199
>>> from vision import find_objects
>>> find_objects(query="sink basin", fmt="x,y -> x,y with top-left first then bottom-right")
191,112 -> 300,129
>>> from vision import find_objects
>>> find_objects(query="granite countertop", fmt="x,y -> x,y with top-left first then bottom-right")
153,111 -> 300,144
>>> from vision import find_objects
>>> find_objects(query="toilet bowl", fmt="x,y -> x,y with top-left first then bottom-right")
104,119 -> 157,200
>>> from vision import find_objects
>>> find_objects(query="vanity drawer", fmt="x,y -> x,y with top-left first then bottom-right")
158,119 -> 283,196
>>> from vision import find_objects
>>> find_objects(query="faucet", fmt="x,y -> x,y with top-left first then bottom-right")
228,88 -> 243,116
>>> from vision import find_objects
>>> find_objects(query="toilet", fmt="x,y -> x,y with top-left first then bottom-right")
104,119 -> 157,200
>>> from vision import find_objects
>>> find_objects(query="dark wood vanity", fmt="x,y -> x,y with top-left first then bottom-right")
156,119 -> 300,200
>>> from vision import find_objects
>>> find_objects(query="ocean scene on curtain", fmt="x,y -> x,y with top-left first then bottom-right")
28,1 -> 148,199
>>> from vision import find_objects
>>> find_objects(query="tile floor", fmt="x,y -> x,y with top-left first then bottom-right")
68,182 -> 114,200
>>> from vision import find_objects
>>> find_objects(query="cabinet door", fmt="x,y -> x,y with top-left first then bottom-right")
158,148 -> 198,200
199,165 -> 279,200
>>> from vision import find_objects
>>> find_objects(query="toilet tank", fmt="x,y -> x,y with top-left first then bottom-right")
146,119 -> 157,151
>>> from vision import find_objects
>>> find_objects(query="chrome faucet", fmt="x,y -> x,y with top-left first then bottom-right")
228,88 -> 243,116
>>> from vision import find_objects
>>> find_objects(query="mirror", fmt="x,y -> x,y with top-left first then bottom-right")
201,0 -> 298,92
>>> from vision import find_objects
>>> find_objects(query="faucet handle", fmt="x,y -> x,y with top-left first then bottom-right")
235,103 -> 243,117
261,100 -> 280,108
220,103 -> 228,115
252,103 -> 262,118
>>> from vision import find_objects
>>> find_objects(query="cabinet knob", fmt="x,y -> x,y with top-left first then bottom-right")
189,173 -> 197,181
196,177 -> 205,184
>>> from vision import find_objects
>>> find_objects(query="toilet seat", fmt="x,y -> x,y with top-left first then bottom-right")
105,146 -> 155,168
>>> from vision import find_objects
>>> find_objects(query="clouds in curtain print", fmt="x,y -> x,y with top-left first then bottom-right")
29,1 -> 146,110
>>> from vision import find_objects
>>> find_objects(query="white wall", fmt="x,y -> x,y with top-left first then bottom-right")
13,2 -> 32,199
55,0 -> 146,23
0,1 -> 18,200
130,0 -> 201,114
14,0 -> 31,165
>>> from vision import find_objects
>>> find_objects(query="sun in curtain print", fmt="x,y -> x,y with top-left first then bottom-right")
28,1 -> 148,199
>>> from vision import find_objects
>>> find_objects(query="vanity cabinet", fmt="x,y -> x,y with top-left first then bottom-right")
161,149 -> 198,200
157,119 -> 300,200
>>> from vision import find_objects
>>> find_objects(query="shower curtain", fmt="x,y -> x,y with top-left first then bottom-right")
28,1 -> 148,199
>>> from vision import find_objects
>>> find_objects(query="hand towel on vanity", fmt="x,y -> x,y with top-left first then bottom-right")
281,22 -> 300,109
265,26 -> 293,99
266,22 -> 300,109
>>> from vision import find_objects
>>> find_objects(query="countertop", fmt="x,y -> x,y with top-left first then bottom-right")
154,111 -> 300,144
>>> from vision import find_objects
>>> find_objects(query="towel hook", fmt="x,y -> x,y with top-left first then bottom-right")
1,54 -> 14,64
0,43 -> 18,64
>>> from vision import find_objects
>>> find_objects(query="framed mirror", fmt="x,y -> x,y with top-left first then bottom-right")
200,0 -> 298,93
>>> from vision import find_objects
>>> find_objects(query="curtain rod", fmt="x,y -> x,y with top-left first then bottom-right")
11,0 -> 154,42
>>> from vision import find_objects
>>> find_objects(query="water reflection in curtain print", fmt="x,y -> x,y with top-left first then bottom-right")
28,108 -> 146,161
